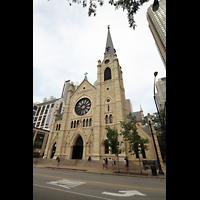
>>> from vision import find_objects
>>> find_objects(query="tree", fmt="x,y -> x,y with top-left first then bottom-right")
120,113 -> 149,174
65,0 -> 150,30
142,110 -> 166,160
101,125 -> 121,172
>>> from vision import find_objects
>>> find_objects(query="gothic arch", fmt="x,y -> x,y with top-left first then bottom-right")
104,67 -> 111,81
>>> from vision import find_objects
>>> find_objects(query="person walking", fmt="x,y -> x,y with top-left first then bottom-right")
142,160 -> 146,170
124,158 -> 127,171
126,157 -> 129,172
103,158 -> 105,170
112,158 -> 116,170
56,156 -> 60,166
105,158 -> 108,170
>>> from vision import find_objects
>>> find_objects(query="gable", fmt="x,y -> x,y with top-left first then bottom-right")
71,79 -> 96,99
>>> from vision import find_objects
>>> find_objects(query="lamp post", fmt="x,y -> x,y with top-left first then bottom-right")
148,116 -> 164,175
153,0 -> 159,12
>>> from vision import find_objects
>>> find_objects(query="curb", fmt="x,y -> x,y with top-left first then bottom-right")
33,166 -> 166,179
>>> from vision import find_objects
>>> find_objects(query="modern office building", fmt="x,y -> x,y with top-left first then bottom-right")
147,0 -> 166,68
33,80 -> 79,130
33,126 -> 50,157
155,77 -> 166,111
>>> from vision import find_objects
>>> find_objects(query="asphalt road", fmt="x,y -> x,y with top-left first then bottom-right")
33,168 -> 166,200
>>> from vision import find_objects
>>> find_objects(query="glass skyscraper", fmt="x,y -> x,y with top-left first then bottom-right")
147,0 -> 166,68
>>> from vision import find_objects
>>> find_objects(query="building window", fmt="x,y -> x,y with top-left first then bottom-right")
105,145 -> 109,154
77,120 -> 79,126
108,105 -> 109,111
58,124 -> 61,130
86,119 -> 88,127
110,115 -> 112,123
105,115 -> 108,124
104,67 -> 111,81
71,121 -> 73,128
89,118 -> 92,126
36,107 -> 41,116
34,131 -> 45,149
83,119 -> 85,127
40,105 -> 45,115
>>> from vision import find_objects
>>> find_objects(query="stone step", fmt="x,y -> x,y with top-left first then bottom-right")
33,158 -> 141,170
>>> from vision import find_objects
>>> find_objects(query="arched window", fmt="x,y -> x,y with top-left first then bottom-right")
104,67 -> 111,81
105,115 -> 108,124
83,119 -> 85,127
56,124 -> 58,130
74,121 -> 76,128
89,118 -> 92,126
58,124 -> 61,130
108,105 -> 109,111
110,114 -> 113,123
71,121 -> 73,128
86,119 -> 88,127
77,120 -> 79,126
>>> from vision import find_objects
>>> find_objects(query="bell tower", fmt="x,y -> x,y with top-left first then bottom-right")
93,26 -> 127,160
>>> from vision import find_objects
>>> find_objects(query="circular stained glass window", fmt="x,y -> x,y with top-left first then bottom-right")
75,98 -> 91,116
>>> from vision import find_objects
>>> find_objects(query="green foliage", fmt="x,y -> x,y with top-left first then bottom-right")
120,112 -> 149,156
66,0 -> 150,29
102,125 -> 120,155
142,110 -> 166,159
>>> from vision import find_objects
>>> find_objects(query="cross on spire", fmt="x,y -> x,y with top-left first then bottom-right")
104,25 -> 116,58
84,72 -> 88,80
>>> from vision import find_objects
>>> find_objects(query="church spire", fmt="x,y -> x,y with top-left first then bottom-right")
104,25 -> 116,58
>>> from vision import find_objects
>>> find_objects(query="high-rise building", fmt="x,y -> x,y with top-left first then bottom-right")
155,77 -> 166,111
147,0 -> 166,68
33,81 -> 79,130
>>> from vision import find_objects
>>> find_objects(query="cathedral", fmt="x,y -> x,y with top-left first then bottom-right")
43,27 -> 164,169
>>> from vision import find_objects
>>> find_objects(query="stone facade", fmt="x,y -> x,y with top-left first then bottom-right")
43,28 -> 164,169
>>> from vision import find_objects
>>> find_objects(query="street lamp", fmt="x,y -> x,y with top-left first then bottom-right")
153,0 -> 159,12
148,117 -> 164,175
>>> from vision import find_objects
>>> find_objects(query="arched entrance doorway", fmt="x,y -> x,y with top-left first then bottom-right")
51,142 -> 56,158
72,136 -> 83,159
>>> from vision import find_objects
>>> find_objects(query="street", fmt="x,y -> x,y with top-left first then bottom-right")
33,168 -> 166,200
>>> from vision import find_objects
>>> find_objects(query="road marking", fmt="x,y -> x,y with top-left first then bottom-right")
33,173 -> 166,192
46,179 -> 86,189
33,184 -> 114,200
102,190 -> 146,197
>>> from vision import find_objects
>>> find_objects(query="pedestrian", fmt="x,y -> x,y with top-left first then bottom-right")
103,158 -> 105,169
88,156 -> 91,161
142,160 -> 146,170
113,158 -> 116,170
112,158 -> 116,170
126,157 -> 129,172
112,158 -> 114,170
56,156 -> 60,166
124,158 -> 127,171
105,158 -> 108,170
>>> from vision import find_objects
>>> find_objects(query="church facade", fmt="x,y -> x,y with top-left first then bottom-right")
43,28 -> 164,169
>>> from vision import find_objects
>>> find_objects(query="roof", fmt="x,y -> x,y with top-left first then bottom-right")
131,111 -> 142,122
141,126 -> 151,137
36,98 -> 60,106
104,28 -> 116,58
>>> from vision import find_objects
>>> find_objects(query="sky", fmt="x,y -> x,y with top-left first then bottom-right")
33,0 -> 166,116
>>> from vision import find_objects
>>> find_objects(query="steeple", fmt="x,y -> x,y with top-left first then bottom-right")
104,25 -> 116,58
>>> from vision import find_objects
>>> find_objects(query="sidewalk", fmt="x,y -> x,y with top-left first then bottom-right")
33,160 -> 166,179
